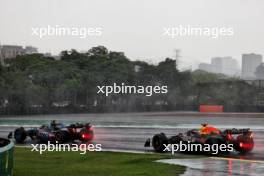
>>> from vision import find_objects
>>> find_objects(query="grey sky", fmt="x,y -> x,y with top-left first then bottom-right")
0,0 -> 263,69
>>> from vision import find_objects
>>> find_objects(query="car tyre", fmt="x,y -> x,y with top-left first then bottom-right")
152,133 -> 168,152
14,127 -> 27,143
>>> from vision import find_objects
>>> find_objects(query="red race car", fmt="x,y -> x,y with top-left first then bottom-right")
145,124 -> 254,154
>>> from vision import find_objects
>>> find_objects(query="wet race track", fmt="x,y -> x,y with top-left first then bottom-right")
1,112 -> 264,176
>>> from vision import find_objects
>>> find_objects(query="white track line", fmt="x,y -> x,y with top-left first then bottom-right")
210,157 -> 264,164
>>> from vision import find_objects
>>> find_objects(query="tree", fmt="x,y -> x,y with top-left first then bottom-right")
88,46 -> 108,56
0,46 -> 260,114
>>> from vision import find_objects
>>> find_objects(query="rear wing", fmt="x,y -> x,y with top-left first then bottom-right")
223,128 -> 251,135
67,123 -> 92,129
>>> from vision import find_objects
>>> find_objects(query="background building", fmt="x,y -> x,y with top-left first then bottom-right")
24,46 -> 38,54
0,44 -> 38,63
242,53 -> 263,80
199,56 -> 240,76
0,45 -> 24,59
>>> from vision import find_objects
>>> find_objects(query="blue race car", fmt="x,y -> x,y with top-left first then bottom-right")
9,120 -> 94,144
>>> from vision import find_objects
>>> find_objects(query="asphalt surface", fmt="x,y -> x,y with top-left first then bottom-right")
0,112 -> 264,176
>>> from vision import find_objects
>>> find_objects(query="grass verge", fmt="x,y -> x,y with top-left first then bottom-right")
14,147 -> 185,176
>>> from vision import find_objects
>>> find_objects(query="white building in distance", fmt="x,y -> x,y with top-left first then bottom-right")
242,53 -> 263,80
199,56 -> 240,76
0,44 -> 38,63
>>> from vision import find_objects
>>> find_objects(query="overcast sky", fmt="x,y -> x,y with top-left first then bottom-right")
0,0 -> 263,69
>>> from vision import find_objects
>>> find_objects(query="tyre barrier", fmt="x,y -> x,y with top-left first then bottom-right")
0,138 -> 14,176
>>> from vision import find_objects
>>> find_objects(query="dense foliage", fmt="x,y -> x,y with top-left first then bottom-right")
0,46 -> 258,114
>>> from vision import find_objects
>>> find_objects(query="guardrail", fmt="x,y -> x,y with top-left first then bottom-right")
0,138 -> 14,176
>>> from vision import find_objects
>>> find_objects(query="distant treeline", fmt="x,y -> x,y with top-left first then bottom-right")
0,46 -> 261,115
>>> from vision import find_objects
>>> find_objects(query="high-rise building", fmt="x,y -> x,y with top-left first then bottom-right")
211,57 -> 222,74
198,56 -> 240,76
211,57 -> 239,76
242,53 -> 263,80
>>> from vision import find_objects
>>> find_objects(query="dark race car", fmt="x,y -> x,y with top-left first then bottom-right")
144,124 -> 254,154
8,121 -> 94,144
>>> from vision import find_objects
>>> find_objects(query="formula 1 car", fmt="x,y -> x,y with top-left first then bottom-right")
8,121 -> 94,144
144,125 -> 254,154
